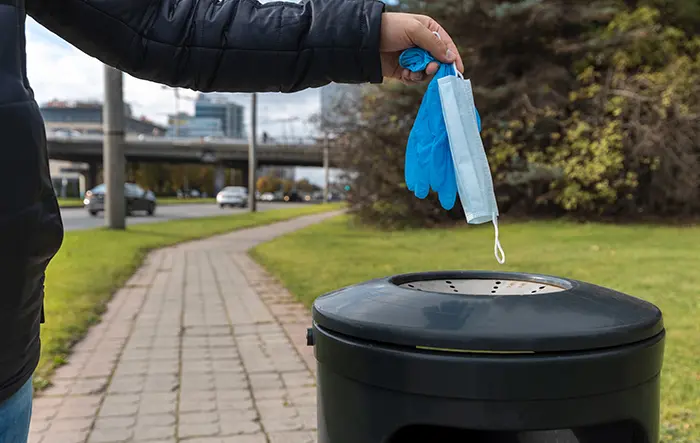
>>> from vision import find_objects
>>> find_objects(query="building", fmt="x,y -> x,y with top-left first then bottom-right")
49,160 -> 87,199
41,100 -> 167,198
195,93 -> 245,139
167,113 -> 225,138
40,100 -> 166,136
167,112 -> 191,135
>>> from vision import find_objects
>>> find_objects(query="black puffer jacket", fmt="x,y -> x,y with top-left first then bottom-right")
29,0 -> 386,91
0,0 -> 385,404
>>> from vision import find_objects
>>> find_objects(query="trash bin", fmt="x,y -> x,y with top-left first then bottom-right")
308,271 -> 665,443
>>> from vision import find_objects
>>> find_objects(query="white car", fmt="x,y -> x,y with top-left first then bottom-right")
260,192 -> 275,202
216,186 -> 248,208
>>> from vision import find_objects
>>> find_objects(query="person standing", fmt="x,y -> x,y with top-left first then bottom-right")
0,0 -> 463,441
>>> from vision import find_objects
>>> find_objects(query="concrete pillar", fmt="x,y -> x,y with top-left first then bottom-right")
103,64 -> 126,230
323,136 -> 330,203
248,93 -> 257,212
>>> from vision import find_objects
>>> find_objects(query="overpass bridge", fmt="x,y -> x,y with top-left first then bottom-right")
47,134 -> 331,167
46,134 -> 342,195
47,134 -> 340,192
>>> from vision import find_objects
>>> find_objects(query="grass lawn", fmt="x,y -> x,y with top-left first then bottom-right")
57,197 -> 217,207
37,203 -> 343,389
251,216 -> 700,442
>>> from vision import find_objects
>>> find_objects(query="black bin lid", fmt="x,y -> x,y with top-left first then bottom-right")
311,271 -> 664,353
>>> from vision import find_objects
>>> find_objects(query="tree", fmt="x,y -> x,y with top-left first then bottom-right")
328,0 -> 700,226
323,81 -> 465,228
126,162 -> 231,196
295,178 -> 319,192
281,179 -> 294,194
257,175 -> 282,193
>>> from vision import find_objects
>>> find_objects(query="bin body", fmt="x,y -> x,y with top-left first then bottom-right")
311,271 -> 665,443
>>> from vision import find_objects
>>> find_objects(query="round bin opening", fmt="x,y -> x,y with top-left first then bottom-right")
396,278 -> 570,296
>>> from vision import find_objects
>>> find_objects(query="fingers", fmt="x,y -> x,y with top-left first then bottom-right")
400,69 -> 428,86
380,12 -> 464,80
401,69 -> 421,85
413,16 -> 464,73
406,19 -> 453,66
410,71 -> 425,82
436,28 -> 464,73
383,52 -> 430,84
426,62 -> 439,76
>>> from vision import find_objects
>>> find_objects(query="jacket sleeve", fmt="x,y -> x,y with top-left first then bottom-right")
27,0 -> 386,93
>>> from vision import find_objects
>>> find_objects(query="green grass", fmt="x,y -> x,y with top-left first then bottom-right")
57,198 -> 84,207
38,203 -> 343,389
251,216 -> 700,442
57,197 -> 217,207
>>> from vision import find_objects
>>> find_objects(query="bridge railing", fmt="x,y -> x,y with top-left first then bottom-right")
47,133 -> 319,146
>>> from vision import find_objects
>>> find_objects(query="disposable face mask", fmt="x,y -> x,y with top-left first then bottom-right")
438,73 -> 505,264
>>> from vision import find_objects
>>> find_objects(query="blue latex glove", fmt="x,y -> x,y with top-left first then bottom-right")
399,48 -> 481,210
398,50 -> 481,131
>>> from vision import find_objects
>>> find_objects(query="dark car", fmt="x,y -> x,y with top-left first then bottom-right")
84,183 -> 157,217
283,191 -> 304,202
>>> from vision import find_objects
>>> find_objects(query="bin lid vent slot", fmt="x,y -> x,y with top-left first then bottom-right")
399,279 -> 567,296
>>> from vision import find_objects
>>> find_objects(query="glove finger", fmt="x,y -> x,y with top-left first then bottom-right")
439,154 -> 457,210
430,137 -> 448,192
399,47 -> 437,73
405,132 -> 418,191
414,181 -> 430,199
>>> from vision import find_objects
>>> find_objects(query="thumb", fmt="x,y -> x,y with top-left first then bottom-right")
407,21 -> 455,65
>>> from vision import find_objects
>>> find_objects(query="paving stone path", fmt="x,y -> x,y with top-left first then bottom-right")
29,211 -> 342,443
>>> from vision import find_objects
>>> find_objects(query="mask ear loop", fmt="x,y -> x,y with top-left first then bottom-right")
432,31 -> 464,80
492,213 -> 506,264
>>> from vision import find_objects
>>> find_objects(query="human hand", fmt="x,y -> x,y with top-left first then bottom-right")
379,12 -> 464,85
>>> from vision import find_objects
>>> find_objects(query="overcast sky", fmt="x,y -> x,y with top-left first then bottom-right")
25,11 -> 338,185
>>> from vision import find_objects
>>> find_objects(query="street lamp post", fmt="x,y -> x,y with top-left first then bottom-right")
174,88 -> 180,137
248,93 -> 257,212
162,86 -> 182,137
321,114 -> 331,203
323,134 -> 330,203
103,64 -> 126,229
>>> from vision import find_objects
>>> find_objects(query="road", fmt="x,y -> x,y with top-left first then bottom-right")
61,202 -> 309,231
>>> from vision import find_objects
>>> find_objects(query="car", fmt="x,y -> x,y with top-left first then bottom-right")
216,186 -> 248,208
260,192 -> 275,202
83,183 -> 157,216
51,129 -> 82,137
283,191 -> 303,202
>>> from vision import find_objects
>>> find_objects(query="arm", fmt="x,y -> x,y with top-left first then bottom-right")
27,0 -> 386,92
